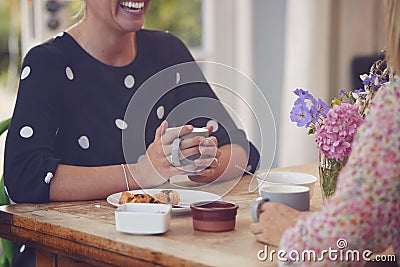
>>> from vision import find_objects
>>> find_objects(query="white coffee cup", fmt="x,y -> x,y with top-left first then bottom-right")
256,171 -> 317,198
251,185 -> 310,222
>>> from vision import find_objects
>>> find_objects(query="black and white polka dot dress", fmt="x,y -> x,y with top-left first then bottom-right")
4,29 -> 260,204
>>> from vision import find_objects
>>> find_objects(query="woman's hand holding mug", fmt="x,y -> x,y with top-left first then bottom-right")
135,121 -> 220,186
165,124 -> 220,177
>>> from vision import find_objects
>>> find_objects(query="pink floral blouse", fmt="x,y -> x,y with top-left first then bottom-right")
280,79 -> 400,266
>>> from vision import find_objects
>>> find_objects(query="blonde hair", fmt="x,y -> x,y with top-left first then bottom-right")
386,0 -> 400,73
73,0 -> 86,20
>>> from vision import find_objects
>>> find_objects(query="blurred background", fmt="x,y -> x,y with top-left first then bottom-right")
0,0 -> 386,175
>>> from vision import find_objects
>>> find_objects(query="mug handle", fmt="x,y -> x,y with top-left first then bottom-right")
251,197 -> 269,223
171,138 -> 182,167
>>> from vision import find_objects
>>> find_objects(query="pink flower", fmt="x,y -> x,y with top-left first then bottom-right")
315,103 -> 363,161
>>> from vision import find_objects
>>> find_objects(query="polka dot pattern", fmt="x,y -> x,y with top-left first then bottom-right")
6,31 -> 260,208
206,120 -> 219,132
20,126 -> 34,138
157,106 -> 165,119
115,119 -> 128,130
21,66 -> 31,80
66,67 -> 74,80
78,136 -> 90,149
124,74 -> 135,89
44,172 -> 54,184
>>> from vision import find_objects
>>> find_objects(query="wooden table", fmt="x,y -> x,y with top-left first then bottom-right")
0,163 -> 322,267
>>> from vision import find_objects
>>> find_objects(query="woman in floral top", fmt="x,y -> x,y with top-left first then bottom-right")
251,0 -> 400,266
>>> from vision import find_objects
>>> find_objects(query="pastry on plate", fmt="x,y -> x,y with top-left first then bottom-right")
118,190 -> 180,205
154,190 -> 180,205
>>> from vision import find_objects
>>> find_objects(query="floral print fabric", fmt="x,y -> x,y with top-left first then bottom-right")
280,79 -> 400,266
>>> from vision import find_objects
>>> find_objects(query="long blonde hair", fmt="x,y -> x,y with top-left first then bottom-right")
386,0 -> 400,73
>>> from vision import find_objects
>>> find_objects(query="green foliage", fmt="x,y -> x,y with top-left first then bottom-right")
0,0 -> 11,77
331,97 -> 343,107
0,118 -> 11,136
0,118 -> 13,266
0,1 -> 11,50
0,0 -> 21,88
144,0 -> 203,48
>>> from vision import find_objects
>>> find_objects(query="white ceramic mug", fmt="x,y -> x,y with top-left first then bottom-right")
251,185 -> 310,222
168,127 -> 210,174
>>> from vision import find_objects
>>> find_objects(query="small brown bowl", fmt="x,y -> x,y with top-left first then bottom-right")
190,201 -> 239,232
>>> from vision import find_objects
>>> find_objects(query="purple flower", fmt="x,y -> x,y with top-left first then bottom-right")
290,104 -> 312,127
362,74 -> 376,86
309,98 -> 329,125
362,74 -> 387,90
313,98 -> 329,117
294,97 -> 306,106
290,58 -> 387,162
293,88 -> 313,100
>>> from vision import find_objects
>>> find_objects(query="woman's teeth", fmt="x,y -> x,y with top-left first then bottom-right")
120,1 -> 145,11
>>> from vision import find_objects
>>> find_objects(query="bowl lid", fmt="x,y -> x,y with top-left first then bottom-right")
190,200 -> 238,211
190,201 -> 238,221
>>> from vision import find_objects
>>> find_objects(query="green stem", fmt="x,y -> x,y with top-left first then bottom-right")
319,153 -> 348,199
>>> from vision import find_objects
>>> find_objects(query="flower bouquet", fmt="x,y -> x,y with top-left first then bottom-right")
289,58 -> 389,199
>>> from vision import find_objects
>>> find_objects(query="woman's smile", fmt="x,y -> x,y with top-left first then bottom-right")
119,1 -> 146,15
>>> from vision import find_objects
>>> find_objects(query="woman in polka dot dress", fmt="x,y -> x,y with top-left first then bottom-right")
4,1 -> 260,265
250,1 -> 399,266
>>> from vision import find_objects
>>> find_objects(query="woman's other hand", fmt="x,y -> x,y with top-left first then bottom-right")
250,202 -> 302,247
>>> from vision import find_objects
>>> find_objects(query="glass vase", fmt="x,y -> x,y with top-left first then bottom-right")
318,152 -> 348,199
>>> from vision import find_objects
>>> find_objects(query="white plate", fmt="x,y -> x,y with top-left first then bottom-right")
107,189 -> 221,215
